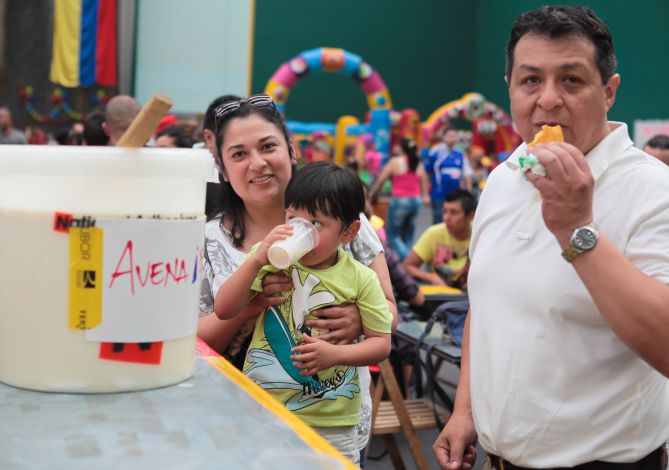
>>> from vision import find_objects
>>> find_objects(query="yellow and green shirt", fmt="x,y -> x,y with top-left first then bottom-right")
243,247 -> 392,427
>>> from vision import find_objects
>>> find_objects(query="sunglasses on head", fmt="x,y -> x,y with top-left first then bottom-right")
214,94 -> 276,126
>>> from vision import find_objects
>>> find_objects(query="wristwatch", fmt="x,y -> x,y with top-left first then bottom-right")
561,222 -> 600,262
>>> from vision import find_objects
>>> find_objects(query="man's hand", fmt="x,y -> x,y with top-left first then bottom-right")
433,410 -> 478,470
290,334 -> 336,376
305,303 -> 363,345
525,142 -> 594,245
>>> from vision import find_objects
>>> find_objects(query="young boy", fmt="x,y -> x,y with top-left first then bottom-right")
215,162 -> 392,464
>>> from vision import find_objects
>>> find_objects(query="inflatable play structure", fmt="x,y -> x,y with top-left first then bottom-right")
264,47 -> 393,166
264,48 -> 519,167
421,92 -> 521,159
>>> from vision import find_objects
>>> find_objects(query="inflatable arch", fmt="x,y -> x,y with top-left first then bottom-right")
422,92 -> 521,156
264,48 -> 394,164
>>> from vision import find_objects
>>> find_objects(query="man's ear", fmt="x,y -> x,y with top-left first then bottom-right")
102,121 -> 110,137
341,220 -> 361,244
604,73 -> 621,112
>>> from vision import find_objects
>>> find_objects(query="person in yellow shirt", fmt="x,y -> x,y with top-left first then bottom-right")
402,189 -> 476,290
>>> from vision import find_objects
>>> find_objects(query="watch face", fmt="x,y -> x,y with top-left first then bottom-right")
574,228 -> 597,249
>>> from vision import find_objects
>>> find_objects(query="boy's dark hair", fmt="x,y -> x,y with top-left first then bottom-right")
285,162 -> 364,229
506,5 -> 616,85
444,189 -> 477,216
214,94 -> 295,248
645,134 -> 669,150
157,125 -> 194,148
83,112 -> 109,146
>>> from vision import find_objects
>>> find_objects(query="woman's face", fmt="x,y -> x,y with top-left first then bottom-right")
219,114 -> 295,206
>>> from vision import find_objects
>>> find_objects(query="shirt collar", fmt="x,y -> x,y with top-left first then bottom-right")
505,122 -> 633,182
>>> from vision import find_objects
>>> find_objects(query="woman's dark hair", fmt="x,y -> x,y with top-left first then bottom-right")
83,112 -> 109,146
506,5 -> 616,85
285,162 -> 365,229
400,138 -> 420,173
214,95 -> 295,248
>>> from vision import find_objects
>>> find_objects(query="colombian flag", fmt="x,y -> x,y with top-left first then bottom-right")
49,0 -> 117,88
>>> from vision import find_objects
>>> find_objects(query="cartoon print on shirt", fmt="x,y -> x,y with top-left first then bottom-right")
244,267 -> 359,412
290,268 -> 335,330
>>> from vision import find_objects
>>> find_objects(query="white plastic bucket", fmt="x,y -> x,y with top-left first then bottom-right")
0,145 -> 214,392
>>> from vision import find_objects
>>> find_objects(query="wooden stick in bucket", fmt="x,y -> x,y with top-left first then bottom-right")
116,93 -> 173,148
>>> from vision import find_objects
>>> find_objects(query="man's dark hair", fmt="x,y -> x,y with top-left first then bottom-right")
444,189 -> 477,216
203,95 -> 238,132
506,5 -> 617,85
157,125 -> 194,148
83,112 -> 109,146
214,94 -> 295,248
285,162 -> 364,229
645,134 -> 669,150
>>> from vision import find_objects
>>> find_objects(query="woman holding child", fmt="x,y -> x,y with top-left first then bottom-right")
197,94 -> 397,465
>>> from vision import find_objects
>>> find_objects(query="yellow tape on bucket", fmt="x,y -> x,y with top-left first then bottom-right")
69,227 -> 103,330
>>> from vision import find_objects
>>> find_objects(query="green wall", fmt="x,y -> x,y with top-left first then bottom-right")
252,0 -> 476,123
252,1 -> 669,129
472,0 -> 669,126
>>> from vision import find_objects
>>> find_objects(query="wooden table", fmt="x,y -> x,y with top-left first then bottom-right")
0,340 -> 355,469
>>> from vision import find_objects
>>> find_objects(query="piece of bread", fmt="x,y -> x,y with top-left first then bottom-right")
528,125 -> 564,147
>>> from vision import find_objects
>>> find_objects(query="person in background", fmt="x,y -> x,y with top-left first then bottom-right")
644,134 -> 669,166
24,125 -> 47,145
369,138 -> 430,260
200,95 -> 237,220
54,123 -> 84,145
103,95 -> 140,145
434,6 -> 669,470
155,125 -> 194,148
423,128 -> 473,223
83,112 -> 109,146
403,189 -> 476,290
0,106 -> 27,144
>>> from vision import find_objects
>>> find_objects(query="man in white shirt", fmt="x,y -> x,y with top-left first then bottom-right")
434,5 -> 669,470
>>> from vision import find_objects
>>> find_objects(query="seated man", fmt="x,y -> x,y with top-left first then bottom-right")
402,189 -> 476,290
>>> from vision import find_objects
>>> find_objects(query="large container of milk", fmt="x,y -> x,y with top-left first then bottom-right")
0,145 -> 214,392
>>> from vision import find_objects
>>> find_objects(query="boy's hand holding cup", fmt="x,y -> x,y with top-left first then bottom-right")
268,218 -> 320,269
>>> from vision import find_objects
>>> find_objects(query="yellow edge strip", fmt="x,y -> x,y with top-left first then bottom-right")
205,356 -> 357,470
246,0 -> 256,95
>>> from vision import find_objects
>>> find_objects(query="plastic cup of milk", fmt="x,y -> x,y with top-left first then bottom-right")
267,218 -> 319,269
0,145 -> 213,393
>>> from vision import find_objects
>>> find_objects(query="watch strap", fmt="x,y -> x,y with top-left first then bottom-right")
561,244 -> 582,262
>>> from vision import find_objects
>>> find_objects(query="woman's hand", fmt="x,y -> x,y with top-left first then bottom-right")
305,303 -> 363,345
252,224 -> 293,265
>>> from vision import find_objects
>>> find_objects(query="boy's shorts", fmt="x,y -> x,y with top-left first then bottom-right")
312,425 -> 359,466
